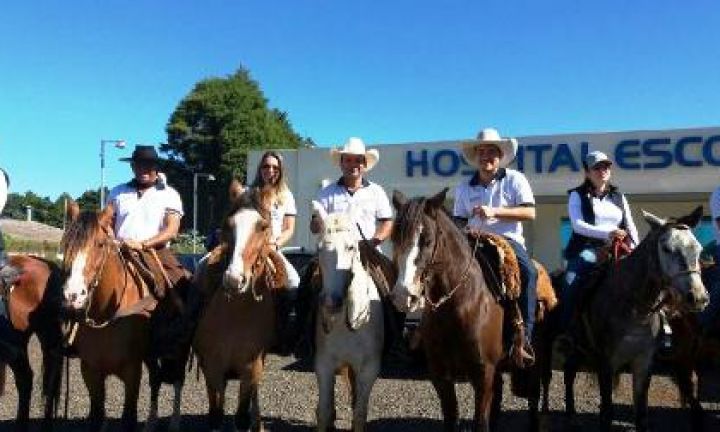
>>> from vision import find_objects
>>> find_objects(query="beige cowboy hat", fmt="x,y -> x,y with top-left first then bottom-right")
329,137 -> 380,171
460,128 -> 518,169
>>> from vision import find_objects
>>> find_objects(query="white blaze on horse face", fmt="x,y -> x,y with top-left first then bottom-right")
393,224 -> 424,312
224,208 -> 264,293
317,214 -> 356,313
661,228 -> 709,311
64,250 -> 90,309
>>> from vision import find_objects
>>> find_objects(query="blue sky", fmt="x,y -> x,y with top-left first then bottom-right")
1,0 -> 719,199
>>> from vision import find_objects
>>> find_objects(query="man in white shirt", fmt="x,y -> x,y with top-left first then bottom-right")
454,128 -> 537,365
0,168 -> 21,293
106,146 -> 188,296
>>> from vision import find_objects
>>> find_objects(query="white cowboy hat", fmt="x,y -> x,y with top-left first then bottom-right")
460,128 -> 518,169
330,137 -> 380,171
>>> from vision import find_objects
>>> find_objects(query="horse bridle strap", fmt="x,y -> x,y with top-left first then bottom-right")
421,225 -> 478,311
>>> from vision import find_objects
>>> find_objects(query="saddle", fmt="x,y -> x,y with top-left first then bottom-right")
122,247 -> 190,300
467,231 -> 521,301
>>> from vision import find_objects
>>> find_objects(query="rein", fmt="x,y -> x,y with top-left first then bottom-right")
419,220 -> 478,311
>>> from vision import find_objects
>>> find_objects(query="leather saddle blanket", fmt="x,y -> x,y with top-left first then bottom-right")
468,232 -> 521,301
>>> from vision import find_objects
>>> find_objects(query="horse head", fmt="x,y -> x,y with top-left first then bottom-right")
222,182 -> 273,296
390,188 -> 448,313
643,206 -> 709,312
61,200 -> 115,312
311,201 -> 370,330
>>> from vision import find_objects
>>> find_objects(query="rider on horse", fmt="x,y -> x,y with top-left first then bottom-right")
249,150 -> 301,354
0,168 -> 21,296
304,137 -> 403,357
105,145 -> 193,353
454,127 -> 537,364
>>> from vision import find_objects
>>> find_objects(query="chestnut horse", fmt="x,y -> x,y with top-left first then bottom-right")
0,255 -> 63,432
61,204 -> 186,432
193,185 -> 287,432
391,188 -> 506,432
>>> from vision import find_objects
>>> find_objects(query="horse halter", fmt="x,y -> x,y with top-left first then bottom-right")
417,219 -> 476,311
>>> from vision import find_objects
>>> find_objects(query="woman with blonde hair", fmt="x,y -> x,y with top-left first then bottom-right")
250,151 -> 300,354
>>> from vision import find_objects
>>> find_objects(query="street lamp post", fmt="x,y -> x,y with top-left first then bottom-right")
100,139 -> 126,208
193,173 -> 216,253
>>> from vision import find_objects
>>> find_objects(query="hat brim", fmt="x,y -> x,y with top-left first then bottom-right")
330,148 -> 379,171
119,156 -> 165,163
460,138 -> 518,169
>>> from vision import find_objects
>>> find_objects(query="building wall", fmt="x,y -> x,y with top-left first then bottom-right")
249,126 -> 720,270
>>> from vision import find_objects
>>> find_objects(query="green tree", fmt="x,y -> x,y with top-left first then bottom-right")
163,66 -> 309,232
76,189 -> 103,211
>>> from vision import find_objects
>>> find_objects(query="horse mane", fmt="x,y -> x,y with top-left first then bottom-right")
392,197 -> 426,251
61,211 -> 101,266
392,196 -> 468,251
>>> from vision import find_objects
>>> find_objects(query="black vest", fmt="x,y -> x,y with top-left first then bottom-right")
564,183 -> 628,260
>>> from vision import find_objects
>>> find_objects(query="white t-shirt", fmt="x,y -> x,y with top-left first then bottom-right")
108,181 -> 184,242
710,186 -> 720,245
568,190 -> 639,246
453,168 -> 535,247
269,190 -> 297,242
315,178 -> 393,240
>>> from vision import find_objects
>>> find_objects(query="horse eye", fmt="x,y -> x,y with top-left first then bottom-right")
347,245 -> 355,252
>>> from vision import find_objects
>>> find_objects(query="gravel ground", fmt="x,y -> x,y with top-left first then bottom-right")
1,338 -> 719,431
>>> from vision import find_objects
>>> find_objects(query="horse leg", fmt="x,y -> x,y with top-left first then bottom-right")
119,362 -> 142,432
675,360 -> 704,431
168,380 -> 184,432
631,357 -> 653,432
236,357 -> 264,432
469,365 -> 496,432
597,364 -> 615,432
431,376 -> 459,432
143,360 -> 161,432
315,360 -> 336,432
205,375 -> 227,432
10,353 -> 33,432
563,353 -> 579,425
350,361 -> 380,432
490,371 -> 503,431
40,346 -> 63,432
80,362 -> 106,432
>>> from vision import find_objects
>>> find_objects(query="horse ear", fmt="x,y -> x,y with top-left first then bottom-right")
229,179 -> 245,204
642,209 -> 666,230
392,190 -> 408,210
427,188 -> 449,209
98,204 -> 114,230
66,199 -> 80,222
311,200 -> 328,224
676,206 -> 703,228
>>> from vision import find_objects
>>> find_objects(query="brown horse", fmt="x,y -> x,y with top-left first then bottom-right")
61,203 -> 188,432
193,185 -> 287,432
391,188 -> 510,432
0,255 -> 63,432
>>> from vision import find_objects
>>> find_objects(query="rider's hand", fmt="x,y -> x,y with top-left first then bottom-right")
472,205 -> 495,219
123,240 -> 144,251
608,229 -> 627,241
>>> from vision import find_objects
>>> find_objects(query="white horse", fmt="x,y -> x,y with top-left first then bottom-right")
312,201 -> 384,432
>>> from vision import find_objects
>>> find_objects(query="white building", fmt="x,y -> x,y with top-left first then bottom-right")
249,126 -> 720,270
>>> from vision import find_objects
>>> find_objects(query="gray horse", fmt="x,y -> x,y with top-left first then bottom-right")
564,206 -> 709,432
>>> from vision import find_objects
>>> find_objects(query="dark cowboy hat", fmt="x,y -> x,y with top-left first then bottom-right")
119,145 -> 165,164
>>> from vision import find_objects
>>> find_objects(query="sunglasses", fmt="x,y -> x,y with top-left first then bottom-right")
261,164 -> 280,171
591,164 -> 612,171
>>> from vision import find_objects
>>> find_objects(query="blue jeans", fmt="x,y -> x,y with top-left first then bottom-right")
562,247 -> 598,328
507,238 -> 537,338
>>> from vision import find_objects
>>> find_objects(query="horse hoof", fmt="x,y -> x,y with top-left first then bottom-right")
168,418 -> 182,432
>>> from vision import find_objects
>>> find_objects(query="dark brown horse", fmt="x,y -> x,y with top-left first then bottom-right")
663,259 -> 720,431
0,255 -> 63,432
391,188 -> 513,432
562,207 -> 709,432
61,203 -> 188,432
193,184 -> 287,432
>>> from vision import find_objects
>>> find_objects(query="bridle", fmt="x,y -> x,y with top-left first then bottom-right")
415,218 -> 477,311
